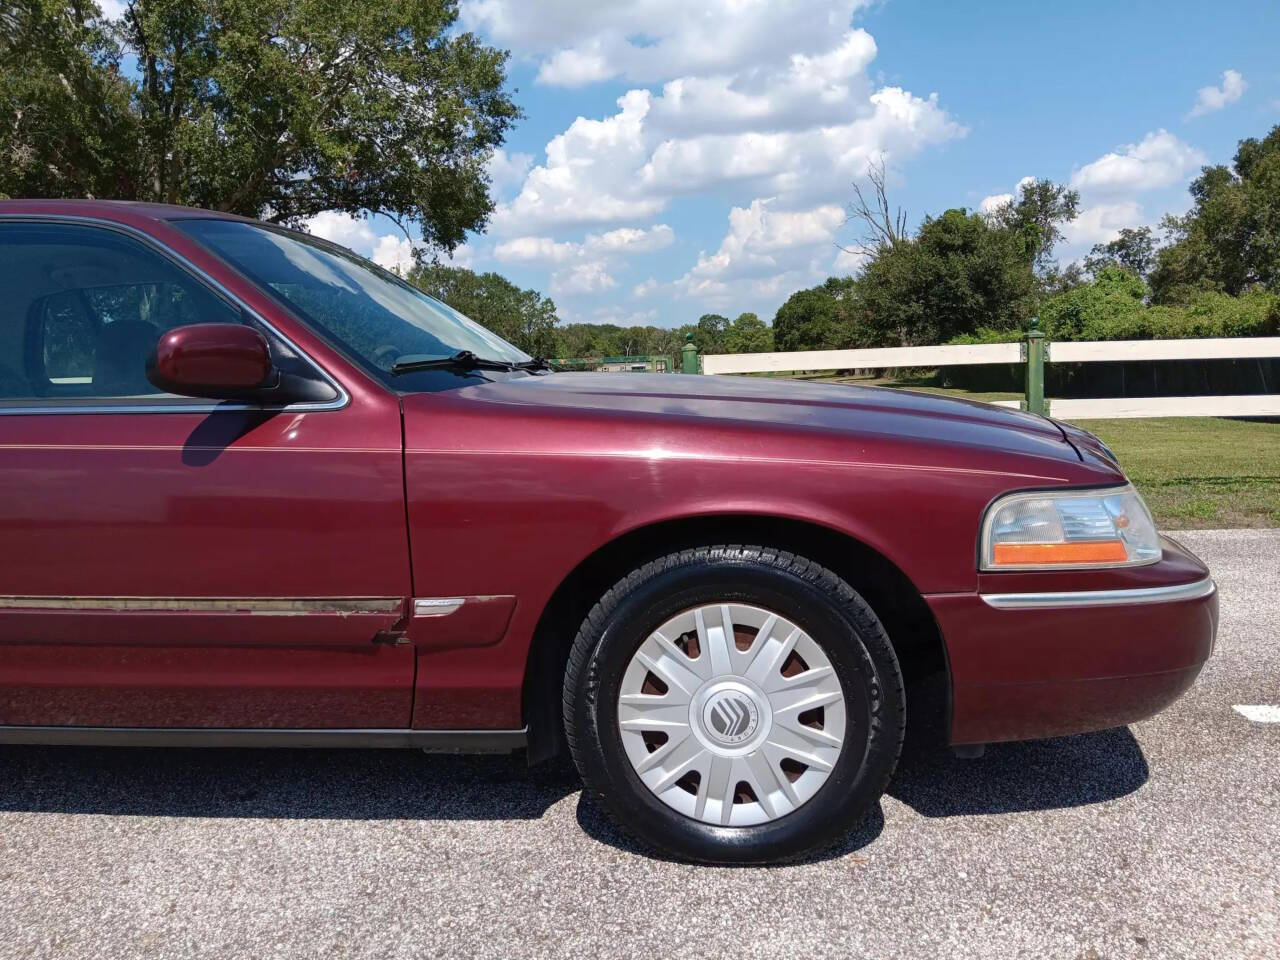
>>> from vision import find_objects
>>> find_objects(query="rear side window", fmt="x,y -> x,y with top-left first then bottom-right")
39,292 -> 97,385
0,221 -> 243,403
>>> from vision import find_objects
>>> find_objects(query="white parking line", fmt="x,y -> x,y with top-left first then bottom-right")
1233,705 -> 1280,723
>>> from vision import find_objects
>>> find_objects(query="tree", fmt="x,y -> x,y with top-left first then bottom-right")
724,312 -> 773,353
689,313 -> 729,355
549,323 -> 686,361
773,278 -> 860,351
0,2 -> 139,199
844,155 -> 908,257
1,0 -> 520,255
1149,125 -> 1280,302
1041,261 -> 1087,296
407,263 -> 558,356
855,208 -> 1039,346
990,178 -> 1080,274
1084,227 -> 1157,280
1039,265 -> 1148,340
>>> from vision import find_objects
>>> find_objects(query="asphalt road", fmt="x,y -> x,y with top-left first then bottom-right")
1,529 -> 1277,960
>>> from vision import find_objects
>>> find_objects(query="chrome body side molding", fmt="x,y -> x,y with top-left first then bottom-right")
413,597 -> 466,617
0,596 -> 403,615
980,576 -> 1216,610
0,725 -> 528,752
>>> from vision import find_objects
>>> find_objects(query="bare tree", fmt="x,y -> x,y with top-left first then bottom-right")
843,156 -> 909,257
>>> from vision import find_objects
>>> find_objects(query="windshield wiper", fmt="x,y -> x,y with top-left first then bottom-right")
513,356 -> 552,372
390,350 -> 516,375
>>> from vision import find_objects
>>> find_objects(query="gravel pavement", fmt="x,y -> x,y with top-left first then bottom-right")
1,529 -> 1277,959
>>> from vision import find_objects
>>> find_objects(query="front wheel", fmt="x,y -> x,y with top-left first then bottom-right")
562,545 -> 906,864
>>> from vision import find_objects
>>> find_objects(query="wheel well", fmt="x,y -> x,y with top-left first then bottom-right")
522,514 -> 949,763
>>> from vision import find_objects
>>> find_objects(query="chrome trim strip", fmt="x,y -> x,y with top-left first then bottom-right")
980,576 -> 1216,610
413,597 -> 466,617
0,596 -> 403,615
0,213 -> 350,416
0,725 -> 527,751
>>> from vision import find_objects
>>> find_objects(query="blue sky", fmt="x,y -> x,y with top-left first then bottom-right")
303,0 -> 1280,328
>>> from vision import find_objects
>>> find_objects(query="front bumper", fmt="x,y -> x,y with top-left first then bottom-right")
927,536 -> 1219,745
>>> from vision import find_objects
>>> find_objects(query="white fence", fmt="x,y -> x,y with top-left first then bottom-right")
699,337 -> 1280,420
702,342 -> 1022,375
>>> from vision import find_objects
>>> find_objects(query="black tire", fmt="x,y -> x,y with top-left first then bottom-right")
562,544 -> 906,864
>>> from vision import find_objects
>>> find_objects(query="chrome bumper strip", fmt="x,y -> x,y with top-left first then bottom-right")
980,576 -> 1216,610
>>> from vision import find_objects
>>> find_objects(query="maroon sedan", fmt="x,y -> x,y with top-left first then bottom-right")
0,200 -> 1217,863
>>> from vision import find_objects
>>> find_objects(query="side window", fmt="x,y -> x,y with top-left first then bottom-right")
0,221 -> 243,402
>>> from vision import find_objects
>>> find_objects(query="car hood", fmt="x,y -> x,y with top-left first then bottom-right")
435,372 -> 1081,463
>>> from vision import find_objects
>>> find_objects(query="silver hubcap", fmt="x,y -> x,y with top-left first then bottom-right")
617,603 -> 846,826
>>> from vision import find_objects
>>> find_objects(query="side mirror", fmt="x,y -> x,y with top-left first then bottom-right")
146,324 -> 277,401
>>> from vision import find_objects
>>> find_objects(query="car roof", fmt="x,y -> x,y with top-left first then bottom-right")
0,198 -> 251,224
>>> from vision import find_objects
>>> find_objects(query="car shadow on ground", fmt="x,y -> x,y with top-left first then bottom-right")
886,675 -> 1151,819
889,726 -> 1151,818
575,677 -> 1150,863
574,791 -> 888,865
0,744 -> 582,821
0,679 -> 1149,857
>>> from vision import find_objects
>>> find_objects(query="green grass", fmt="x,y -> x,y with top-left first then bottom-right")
1075,418 -> 1280,529
816,375 -> 1280,528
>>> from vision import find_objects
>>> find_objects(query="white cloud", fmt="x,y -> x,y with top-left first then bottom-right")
639,86 -> 961,198
494,89 -> 664,232
493,235 -> 581,264
538,44 -> 615,87
462,0 -> 873,88
833,247 -> 867,273
633,277 -> 660,298
371,236 -> 417,275
494,70 -> 963,235
978,177 -> 1034,217
589,224 -> 675,254
304,211 -> 428,274
645,30 -> 879,136
486,148 -> 535,195
1069,130 -> 1206,194
495,224 -> 674,265
551,261 -> 617,296
303,210 -> 482,275
443,243 -> 480,270
304,211 -> 378,252
675,199 -> 846,305
499,223 -> 674,299
96,0 -> 127,18
979,193 -> 1013,215
1061,202 -> 1145,249
1188,69 -> 1247,118
464,1 -> 964,314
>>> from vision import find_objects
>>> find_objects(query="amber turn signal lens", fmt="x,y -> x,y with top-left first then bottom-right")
991,540 -> 1129,567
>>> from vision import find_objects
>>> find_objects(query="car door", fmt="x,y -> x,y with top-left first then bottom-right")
0,217 -> 414,729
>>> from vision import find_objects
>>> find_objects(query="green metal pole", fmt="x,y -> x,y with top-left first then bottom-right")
1023,317 -> 1046,416
681,333 -> 699,374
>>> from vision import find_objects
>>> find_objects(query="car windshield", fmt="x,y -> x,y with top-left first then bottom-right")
174,219 -> 531,378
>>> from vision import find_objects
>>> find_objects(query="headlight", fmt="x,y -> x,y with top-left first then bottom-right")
980,484 -> 1162,570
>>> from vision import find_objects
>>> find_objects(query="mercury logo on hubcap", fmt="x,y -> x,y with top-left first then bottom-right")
703,690 -> 760,744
